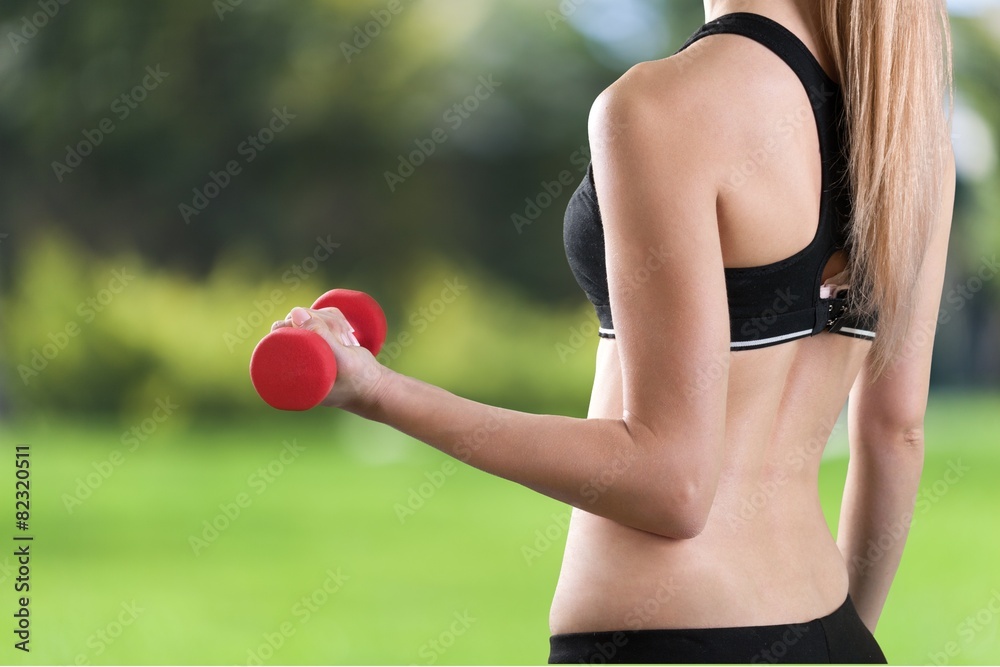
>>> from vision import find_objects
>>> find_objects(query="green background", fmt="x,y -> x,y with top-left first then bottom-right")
0,393 -> 998,664
1,0 -> 998,664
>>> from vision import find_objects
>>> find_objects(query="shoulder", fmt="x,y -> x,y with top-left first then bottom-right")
588,35 -> 810,171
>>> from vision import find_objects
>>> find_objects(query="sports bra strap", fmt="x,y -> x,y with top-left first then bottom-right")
678,12 -> 838,115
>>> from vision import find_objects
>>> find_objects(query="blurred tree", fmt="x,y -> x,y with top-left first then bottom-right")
1,0 -> 997,414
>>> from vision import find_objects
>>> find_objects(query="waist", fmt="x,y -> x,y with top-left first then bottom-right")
548,593 -> 887,664
548,503 -> 849,635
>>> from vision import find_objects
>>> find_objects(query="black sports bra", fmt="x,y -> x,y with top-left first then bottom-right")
563,12 -> 878,350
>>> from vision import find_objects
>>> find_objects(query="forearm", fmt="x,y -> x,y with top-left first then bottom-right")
347,368 -> 698,538
836,439 -> 924,632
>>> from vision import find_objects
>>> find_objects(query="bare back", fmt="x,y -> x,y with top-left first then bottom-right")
549,21 -> 872,633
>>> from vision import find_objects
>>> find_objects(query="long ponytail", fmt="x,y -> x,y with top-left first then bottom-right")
820,0 -> 953,379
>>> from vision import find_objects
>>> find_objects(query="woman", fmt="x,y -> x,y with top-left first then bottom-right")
274,0 -> 955,662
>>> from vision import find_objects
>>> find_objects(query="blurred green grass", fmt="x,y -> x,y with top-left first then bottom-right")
1,391 -> 997,665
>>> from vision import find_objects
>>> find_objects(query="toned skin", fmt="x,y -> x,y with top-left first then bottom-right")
275,0 -> 956,636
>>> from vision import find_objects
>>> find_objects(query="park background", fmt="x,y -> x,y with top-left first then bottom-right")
1,0 -> 999,664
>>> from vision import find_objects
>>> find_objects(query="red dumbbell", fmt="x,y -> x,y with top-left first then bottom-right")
249,289 -> 387,411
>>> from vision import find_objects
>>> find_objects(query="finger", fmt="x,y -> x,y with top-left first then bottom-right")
289,308 -> 345,351
312,307 -> 351,331
290,307 -> 356,350
305,308 -> 357,345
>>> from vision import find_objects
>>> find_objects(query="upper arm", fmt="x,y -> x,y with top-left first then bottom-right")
589,66 -> 731,531
848,148 -> 957,444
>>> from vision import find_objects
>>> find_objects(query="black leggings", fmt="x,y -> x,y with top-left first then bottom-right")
548,594 -> 887,664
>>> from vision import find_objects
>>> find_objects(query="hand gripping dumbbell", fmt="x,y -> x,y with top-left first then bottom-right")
249,289 -> 387,411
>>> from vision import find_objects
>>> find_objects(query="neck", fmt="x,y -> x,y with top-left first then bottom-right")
704,0 -> 819,27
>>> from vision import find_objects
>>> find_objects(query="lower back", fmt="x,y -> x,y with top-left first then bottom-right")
548,335 -> 869,633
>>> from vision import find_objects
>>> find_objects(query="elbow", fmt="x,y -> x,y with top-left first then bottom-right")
848,425 -> 926,483
648,478 -> 715,540
852,394 -> 928,456
852,423 -> 926,462
618,417 -> 721,540
880,427 -> 927,473
900,426 -> 926,453
660,515 -> 709,541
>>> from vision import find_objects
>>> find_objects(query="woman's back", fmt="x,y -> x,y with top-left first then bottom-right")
549,5 -> 953,636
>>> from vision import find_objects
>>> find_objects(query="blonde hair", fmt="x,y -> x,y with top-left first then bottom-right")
820,0 -> 954,379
